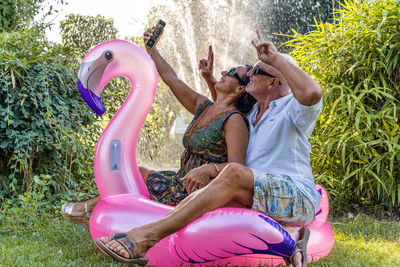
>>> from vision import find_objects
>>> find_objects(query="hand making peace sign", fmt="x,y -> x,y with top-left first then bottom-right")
251,29 -> 280,65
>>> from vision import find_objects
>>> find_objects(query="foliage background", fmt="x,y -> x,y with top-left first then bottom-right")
0,26 -> 100,212
0,2 -> 184,217
287,0 -> 400,213
0,0 -> 399,218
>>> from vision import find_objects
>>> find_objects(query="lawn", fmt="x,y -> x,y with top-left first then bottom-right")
0,213 -> 399,266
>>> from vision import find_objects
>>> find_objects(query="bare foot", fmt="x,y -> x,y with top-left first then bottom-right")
100,236 -> 132,259
62,196 -> 100,217
69,201 -> 87,217
285,227 -> 309,267
288,251 -> 303,267
99,228 -> 159,260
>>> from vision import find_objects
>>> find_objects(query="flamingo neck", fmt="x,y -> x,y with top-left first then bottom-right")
94,44 -> 157,198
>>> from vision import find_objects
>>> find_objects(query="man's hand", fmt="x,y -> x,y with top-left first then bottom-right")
198,45 -> 214,79
251,29 -> 280,65
143,26 -> 164,54
181,164 -> 216,194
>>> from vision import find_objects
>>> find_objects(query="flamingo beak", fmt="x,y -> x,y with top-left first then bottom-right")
77,50 -> 114,116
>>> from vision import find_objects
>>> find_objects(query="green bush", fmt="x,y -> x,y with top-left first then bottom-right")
0,27 -> 100,206
60,14 -> 118,57
1,175 -> 58,225
0,0 -> 63,32
287,0 -> 400,211
0,0 -> 17,31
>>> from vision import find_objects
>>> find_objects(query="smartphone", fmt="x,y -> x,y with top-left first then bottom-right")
146,19 -> 166,48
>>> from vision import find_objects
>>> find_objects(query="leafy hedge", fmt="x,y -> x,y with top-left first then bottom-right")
0,27 -> 99,204
287,0 -> 400,211
60,14 -> 118,57
0,0 -> 17,31
0,0 -> 63,32
0,21 -> 184,215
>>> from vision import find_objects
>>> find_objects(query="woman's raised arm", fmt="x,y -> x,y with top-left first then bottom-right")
144,27 -> 207,114
199,45 -> 217,102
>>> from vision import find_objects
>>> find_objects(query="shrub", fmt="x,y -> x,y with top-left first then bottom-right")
60,14 -> 118,57
0,27 -> 100,204
287,0 -> 400,211
0,0 -> 63,32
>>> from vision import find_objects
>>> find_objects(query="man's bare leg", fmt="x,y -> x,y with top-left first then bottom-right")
101,163 -> 254,257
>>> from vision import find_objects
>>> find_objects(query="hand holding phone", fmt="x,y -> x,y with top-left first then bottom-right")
145,19 -> 166,49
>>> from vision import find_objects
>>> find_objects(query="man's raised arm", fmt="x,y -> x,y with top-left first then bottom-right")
252,29 -> 322,106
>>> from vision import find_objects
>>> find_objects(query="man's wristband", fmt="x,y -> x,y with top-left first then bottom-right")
212,163 -> 221,174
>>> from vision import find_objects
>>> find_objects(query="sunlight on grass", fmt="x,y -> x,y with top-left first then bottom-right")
0,213 -> 398,266
319,214 -> 400,266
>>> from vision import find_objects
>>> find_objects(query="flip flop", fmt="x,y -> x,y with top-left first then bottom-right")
96,233 -> 149,265
284,227 -> 310,267
60,201 -> 91,227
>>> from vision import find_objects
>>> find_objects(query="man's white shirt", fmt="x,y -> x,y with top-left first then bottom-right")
246,93 -> 323,211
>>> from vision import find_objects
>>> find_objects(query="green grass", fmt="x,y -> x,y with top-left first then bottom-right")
0,215 -> 123,267
0,213 -> 399,266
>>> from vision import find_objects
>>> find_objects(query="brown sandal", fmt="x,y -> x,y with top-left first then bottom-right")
96,233 -> 148,265
284,227 -> 310,267
60,201 -> 91,227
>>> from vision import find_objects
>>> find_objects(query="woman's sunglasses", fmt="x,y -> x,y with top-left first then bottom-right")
226,67 -> 249,86
252,65 -> 281,85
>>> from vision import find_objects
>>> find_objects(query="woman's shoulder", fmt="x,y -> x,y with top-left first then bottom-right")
222,110 -> 250,129
194,99 -> 213,116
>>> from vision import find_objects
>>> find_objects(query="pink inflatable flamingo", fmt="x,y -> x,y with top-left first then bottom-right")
77,39 -> 334,266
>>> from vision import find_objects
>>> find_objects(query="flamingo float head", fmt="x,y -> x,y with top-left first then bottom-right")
77,39 -> 158,116
77,49 -> 114,115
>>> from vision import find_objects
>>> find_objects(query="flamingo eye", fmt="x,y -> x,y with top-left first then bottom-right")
104,50 -> 113,61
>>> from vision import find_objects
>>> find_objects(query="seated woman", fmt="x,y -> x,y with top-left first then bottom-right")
61,25 -> 256,226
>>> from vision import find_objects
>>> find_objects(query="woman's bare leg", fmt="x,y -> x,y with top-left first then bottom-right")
67,196 -> 100,217
68,166 -> 151,216
139,166 -> 151,183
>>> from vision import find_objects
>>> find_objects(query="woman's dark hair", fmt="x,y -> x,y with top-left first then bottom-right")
235,65 -> 257,113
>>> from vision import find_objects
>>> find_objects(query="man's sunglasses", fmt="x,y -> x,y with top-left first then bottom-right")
252,65 -> 281,85
226,67 -> 249,86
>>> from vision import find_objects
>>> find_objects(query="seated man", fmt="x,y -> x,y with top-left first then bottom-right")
97,29 -> 323,267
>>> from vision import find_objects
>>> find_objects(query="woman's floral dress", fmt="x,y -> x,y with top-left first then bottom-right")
146,99 -> 246,205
